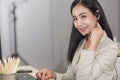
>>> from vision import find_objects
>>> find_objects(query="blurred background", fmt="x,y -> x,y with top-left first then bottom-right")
0,0 -> 120,73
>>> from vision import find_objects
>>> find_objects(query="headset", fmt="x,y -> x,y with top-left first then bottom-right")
95,10 -> 100,20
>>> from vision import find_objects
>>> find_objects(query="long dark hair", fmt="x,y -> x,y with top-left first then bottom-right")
68,0 -> 113,63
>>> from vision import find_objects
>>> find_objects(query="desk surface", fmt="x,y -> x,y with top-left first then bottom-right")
17,66 -> 38,78
17,66 -> 54,80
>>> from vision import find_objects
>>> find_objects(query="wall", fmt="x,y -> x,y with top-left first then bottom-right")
16,0 -> 73,72
1,0 -> 12,58
0,1 -> 2,59
1,0 -> 73,72
0,0 -> 120,72
50,0 -> 72,72
17,0 -> 54,69
98,0 -> 120,41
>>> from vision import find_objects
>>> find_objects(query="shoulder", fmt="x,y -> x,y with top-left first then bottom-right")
98,31 -> 117,51
97,32 -> 118,56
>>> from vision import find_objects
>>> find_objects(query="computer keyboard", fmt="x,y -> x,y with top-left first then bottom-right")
15,73 -> 37,80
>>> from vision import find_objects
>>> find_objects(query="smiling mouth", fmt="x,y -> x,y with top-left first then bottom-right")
80,27 -> 87,32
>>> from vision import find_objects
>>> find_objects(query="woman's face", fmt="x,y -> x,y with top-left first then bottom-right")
72,4 -> 97,35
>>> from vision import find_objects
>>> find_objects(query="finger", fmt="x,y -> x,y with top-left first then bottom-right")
41,68 -> 47,80
36,69 -> 45,79
97,22 -> 102,30
36,71 -> 42,79
45,73 -> 51,80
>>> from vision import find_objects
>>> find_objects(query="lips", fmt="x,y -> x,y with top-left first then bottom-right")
79,27 -> 87,32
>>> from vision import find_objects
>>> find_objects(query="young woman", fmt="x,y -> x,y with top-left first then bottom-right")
36,0 -> 118,80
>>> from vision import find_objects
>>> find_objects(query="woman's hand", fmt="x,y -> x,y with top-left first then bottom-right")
88,22 -> 104,50
36,68 -> 56,80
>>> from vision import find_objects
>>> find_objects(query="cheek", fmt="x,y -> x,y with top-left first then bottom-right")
87,18 -> 97,30
73,22 -> 79,29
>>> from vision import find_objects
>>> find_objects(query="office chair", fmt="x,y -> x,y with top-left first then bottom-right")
115,57 -> 120,80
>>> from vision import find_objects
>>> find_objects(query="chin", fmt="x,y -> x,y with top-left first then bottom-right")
82,32 -> 87,35
81,33 -> 86,36
80,30 -> 89,36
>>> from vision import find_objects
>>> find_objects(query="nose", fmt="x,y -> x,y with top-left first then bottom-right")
75,18 -> 82,28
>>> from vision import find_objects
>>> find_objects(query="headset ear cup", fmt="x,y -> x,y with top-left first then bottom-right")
95,10 -> 100,20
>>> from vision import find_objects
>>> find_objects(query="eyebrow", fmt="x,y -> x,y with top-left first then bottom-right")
72,12 -> 87,18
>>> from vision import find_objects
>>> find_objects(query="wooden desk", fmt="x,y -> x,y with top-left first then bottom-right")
17,66 -> 54,80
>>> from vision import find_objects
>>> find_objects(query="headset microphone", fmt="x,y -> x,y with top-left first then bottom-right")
84,34 -> 89,39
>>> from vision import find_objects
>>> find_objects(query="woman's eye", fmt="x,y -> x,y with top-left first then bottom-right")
73,18 -> 77,21
81,15 -> 87,18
